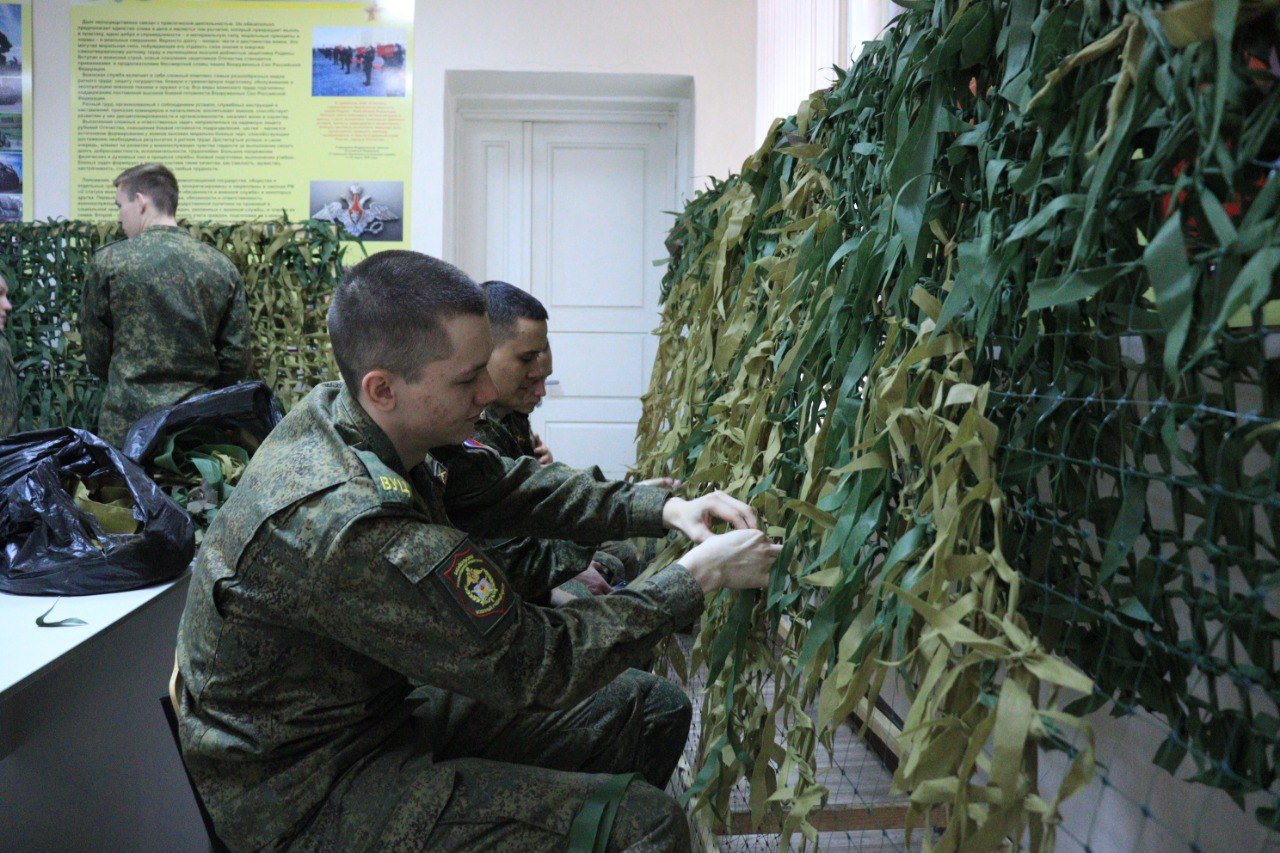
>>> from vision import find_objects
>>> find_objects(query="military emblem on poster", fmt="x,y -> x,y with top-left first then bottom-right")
310,181 -> 403,241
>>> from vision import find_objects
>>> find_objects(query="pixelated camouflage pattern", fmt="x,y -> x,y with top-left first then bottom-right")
475,406 -> 647,591
293,670 -> 693,850
176,381 -> 701,849
475,406 -> 538,459
81,225 -> 250,445
0,331 -> 17,436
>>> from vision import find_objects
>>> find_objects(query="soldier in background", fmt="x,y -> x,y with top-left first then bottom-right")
175,251 -> 778,850
475,281 -> 675,601
0,268 -> 17,435
81,163 -> 250,445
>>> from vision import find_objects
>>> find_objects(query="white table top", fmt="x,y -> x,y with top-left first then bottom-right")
0,574 -> 190,701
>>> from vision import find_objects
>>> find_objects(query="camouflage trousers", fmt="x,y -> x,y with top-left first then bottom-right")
290,669 -> 693,852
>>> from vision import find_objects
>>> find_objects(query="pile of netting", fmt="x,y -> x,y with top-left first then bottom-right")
633,0 -> 1280,847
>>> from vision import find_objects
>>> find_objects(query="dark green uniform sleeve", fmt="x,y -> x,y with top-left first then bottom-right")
315,517 -> 703,713
484,534 -> 601,599
80,260 -> 112,379
434,446 -> 670,544
214,271 -> 251,382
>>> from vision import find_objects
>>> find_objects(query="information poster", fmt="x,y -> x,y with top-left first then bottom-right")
71,0 -> 412,251
0,0 -> 32,221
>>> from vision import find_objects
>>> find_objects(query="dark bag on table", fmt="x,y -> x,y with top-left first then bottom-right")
0,427 -> 195,595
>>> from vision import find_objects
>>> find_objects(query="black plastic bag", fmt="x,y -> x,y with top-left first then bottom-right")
0,427 -> 195,595
122,381 -> 284,466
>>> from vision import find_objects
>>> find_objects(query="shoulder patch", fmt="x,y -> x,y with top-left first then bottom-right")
353,449 -> 415,504
433,542 -> 514,636
462,438 -> 492,451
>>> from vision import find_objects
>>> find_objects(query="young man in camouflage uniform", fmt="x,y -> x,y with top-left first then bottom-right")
475,281 -> 674,602
80,163 -> 250,445
175,251 -> 779,850
0,269 -> 17,435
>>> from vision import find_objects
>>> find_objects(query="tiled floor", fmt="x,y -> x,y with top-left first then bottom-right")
664,633 -> 923,852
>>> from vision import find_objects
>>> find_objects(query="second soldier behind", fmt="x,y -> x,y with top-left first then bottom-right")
80,163 -> 250,445
475,281 -> 671,601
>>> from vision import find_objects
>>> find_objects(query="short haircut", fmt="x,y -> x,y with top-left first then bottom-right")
114,163 -> 179,216
481,281 -> 548,342
328,251 -> 487,398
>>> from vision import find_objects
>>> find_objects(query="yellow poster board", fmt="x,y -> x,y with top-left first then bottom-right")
71,0 -> 412,252
0,0 -> 33,222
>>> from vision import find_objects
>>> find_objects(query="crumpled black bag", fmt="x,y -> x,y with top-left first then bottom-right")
0,427 -> 195,595
122,381 -> 284,466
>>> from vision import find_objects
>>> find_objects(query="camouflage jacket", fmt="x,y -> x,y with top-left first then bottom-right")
81,225 -> 250,445
0,331 -> 17,436
176,382 -> 699,849
473,407 -> 630,595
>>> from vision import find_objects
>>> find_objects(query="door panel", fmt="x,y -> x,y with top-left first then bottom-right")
455,119 -> 525,286
545,144 -> 648,309
454,111 -> 678,476
548,332 -> 648,398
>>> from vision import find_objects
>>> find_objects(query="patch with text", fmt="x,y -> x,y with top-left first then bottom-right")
433,542 -> 513,636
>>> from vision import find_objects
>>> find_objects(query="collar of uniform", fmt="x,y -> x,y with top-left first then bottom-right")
420,452 -> 448,486
140,224 -> 187,237
334,384 -> 411,478
483,403 -> 514,421
502,410 -> 531,432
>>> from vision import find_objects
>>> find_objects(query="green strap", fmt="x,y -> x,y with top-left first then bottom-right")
567,772 -> 638,853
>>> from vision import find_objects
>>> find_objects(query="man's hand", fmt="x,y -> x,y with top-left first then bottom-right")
639,476 -> 682,490
574,563 -> 613,596
531,433 -> 554,466
662,491 -> 758,543
678,529 -> 780,595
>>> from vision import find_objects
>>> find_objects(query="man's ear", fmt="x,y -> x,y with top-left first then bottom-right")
361,370 -> 397,412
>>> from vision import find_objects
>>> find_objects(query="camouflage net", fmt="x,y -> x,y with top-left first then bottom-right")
634,0 -> 1280,847
2,218 -> 349,432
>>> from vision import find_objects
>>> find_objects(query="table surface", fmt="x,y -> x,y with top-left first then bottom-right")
0,574 -> 189,701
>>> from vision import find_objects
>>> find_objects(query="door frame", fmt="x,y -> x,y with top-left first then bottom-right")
443,71 -> 694,270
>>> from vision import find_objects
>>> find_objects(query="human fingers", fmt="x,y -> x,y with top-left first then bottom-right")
698,491 -> 758,531
579,564 -> 612,596
638,476 -> 677,489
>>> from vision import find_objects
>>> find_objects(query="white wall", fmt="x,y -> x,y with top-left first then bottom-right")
754,0 -> 897,144
31,0 -> 758,252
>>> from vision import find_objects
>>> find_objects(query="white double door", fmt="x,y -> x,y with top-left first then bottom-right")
453,113 -> 678,478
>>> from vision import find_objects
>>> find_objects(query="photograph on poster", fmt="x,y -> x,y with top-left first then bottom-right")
309,180 -> 403,242
311,27 -> 407,98
0,113 -> 19,150
0,4 -> 21,112
0,151 -> 21,221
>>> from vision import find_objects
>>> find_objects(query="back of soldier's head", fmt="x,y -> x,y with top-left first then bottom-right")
328,251 -> 487,399
481,281 -> 548,342
114,163 -> 179,216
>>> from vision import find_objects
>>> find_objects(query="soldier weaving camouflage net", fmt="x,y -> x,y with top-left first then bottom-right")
634,0 -> 1280,846
0,219 -> 348,432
